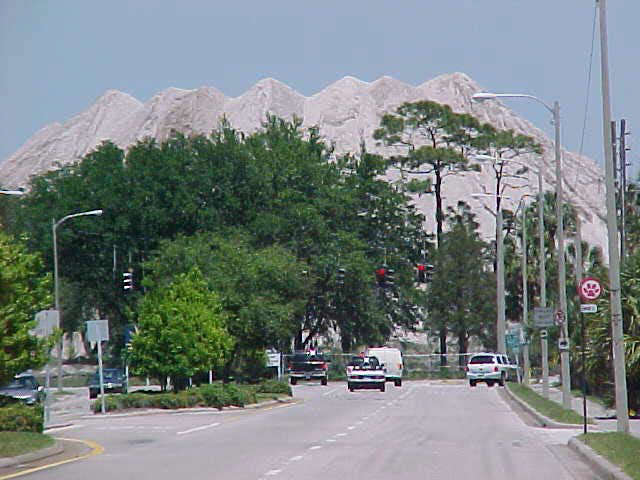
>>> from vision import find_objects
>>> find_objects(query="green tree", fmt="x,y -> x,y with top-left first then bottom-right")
0,233 -> 52,385
373,100 -> 483,247
426,202 -> 496,360
128,268 -> 233,391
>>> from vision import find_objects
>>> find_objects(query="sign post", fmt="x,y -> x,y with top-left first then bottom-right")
577,277 -> 602,435
533,306 -> 554,396
87,320 -> 109,414
33,310 -> 59,424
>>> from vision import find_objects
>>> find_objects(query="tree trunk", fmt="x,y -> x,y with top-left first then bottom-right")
435,167 -> 443,248
439,328 -> 447,367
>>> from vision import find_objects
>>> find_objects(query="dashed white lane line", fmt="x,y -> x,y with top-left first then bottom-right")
347,426 -> 356,430
309,445 -> 322,450
356,421 -> 364,425
322,388 -> 338,396
265,469 -> 282,476
326,438 -> 337,442
335,433 -> 347,437
177,422 -> 220,435
290,455 -> 304,461
362,416 -> 369,420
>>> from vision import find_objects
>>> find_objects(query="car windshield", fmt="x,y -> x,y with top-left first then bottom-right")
4,377 -> 35,389
469,355 -> 496,365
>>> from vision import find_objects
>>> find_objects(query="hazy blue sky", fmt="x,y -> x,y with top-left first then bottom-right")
1,1 -> 637,175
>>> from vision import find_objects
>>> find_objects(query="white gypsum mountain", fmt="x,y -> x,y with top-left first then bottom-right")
0,73 -> 607,255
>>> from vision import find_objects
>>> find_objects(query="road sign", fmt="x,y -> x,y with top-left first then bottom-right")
86,320 -> 109,343
580,304 -> 598,314
266,351 -> 281,368
33,310 -> 59,337
534,307 -> 555,328
578,277 -> 603,303
558,338 -> 569,350
540,329 -> 548,339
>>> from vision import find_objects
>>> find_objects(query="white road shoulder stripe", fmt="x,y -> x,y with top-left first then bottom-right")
176,422 -> 220,435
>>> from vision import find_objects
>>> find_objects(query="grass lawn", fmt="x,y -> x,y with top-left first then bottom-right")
579,432 -> 640,479
0,432 -> 54,458
508,383 -> 590,425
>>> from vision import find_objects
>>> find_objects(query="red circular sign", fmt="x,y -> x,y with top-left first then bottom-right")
578,277 -> 603,302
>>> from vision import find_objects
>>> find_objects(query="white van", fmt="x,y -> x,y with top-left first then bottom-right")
366,347 -> 403,386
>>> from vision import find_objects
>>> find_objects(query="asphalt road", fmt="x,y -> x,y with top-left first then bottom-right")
24,380 -> 599,480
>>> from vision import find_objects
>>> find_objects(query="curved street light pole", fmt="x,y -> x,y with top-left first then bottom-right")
472,92 -> 571,409
53,209 -> 103,391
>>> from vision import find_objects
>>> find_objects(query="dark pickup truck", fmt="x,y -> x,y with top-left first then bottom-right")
287,352 -> 328,386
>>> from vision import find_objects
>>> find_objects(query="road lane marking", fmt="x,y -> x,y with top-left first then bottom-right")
265,469 -> 281,476
0,438 -> 104,480
347,426 -> 355,430
322,388 -> 337,396
176,422 -> 220,435
309,445 -> 322,450
43,424 -> 81,433
335,433 -> 347,437
362,416 -> 369,420
326,438 -> 337,442
289,455 -> 304,461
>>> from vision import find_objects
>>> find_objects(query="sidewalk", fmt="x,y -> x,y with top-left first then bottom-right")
528,377 -> 640,439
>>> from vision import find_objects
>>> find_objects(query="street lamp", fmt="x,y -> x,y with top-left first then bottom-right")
472,92 -> 571,409
471,192 -> 509,354
53,209 -> 103,391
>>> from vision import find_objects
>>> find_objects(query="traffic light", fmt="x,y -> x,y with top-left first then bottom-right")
337,268 -> 346,285
417,264 -> 435,283
375,267 -> 387,287
417,264 -> 427,283
385,269 -> 395,288
123,271 -> 133,291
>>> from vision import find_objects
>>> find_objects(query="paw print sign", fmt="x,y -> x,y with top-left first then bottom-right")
578,277 -> 603,302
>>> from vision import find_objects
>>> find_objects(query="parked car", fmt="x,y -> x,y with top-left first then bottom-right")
287,352 -> 328,385
346,355 -> 386,392
0,373 -> 44,405
466,353 -> 512,387
89,368 -> 128,398
366,347 -> 403,386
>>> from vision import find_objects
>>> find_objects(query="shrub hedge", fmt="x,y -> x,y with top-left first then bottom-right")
0,404 -> 44,433
92,380 -> 288,413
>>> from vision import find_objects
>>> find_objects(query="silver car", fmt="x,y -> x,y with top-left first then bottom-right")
0,373 -> 44,405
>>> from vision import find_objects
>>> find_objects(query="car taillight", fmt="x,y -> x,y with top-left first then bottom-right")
494,366 -> 499,372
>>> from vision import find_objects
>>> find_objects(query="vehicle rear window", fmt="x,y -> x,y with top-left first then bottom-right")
469,355 -> 496,365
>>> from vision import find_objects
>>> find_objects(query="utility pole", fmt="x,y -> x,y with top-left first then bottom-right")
521,201 -> 530,385
553,99 -> 571,411
597,0 -> 630,433
619,119 -> 628,265
538,168 -> 549,399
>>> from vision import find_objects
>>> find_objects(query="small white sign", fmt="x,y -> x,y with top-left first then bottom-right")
266,351 -> 280,367
534,307 -> 555,328
87,320 -> 109,342
33,310 -> 59,337
580,304 -> 598,314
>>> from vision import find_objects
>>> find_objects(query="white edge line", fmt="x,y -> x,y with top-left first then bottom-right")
177,422 -> 220,435
44,424 -> 80,433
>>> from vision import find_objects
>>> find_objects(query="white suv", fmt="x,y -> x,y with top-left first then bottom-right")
466,353 -> 513,387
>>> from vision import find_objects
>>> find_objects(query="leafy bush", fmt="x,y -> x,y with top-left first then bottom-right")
0,404 -> 43,432
256,380 -> 291,396
198,383 -> 229,409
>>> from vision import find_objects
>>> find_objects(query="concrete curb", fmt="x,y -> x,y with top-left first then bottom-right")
568,437 -> 634,480
504,385 -> 584,429
0,440 -> 63,468
80,396 -> 296,419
